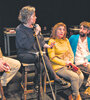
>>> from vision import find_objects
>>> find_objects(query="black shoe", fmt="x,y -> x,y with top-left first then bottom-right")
55,78 -> 71,87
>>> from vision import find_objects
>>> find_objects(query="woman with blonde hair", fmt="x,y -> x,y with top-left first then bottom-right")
48,22 -> 84,100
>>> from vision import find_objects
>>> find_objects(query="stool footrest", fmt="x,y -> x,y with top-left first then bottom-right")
46,80 -> 54,84
21,82 -> 34,89
24,90 -> 34,94
22,63 -> 35,66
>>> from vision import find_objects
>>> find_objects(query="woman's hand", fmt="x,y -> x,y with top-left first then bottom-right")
34,24 -> 41,35
44,42 -> 55,49
44,43 -> 51,48
65,60 -> 72,66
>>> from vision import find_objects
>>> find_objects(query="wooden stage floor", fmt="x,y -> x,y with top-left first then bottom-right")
3,71 -> 90,100
2,55 -> 90,100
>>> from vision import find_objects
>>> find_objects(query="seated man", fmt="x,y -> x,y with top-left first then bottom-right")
0,48 -> 21,98
69,21 -> 90,96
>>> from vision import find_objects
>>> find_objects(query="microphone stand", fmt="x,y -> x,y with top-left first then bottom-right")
35,33 -> 56,100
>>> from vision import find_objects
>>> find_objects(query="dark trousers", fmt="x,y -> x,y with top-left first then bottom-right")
17,53 -> 56,80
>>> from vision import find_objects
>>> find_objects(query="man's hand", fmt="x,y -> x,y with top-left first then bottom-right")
83,59 -> 89,67
0,59 -> 10,72
66,61 -> 72,66
83,63 -> 88,67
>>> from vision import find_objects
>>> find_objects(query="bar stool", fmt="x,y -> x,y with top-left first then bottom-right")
0,73 -> 6,100
21,61 -> 55,100
21,63 -> 36,100
21,62 -> 45,100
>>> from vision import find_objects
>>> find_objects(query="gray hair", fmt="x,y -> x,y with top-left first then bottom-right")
18,6 -> 35,24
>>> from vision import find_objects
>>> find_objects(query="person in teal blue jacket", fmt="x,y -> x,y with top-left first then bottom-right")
69,34 -> 90,61
69,21 -> 90,96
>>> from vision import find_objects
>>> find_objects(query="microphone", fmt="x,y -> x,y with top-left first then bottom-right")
33,24 -> 40,31
33,24 -> 39,28
33,24 -> 37,29
33,24 -> 41,35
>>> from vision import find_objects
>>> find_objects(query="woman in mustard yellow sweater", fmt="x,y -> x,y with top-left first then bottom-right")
48,22 -> 84,100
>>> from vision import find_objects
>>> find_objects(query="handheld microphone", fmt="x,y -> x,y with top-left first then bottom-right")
33,24 -> 39,30
33,24 -> 37,29
33,24 -> 41,35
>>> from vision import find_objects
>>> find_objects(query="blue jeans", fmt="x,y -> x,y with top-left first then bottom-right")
56,67 -> 84,96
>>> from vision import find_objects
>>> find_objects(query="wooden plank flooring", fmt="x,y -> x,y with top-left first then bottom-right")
3,71 -> 89,100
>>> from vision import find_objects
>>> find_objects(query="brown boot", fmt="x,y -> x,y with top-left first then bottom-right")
76,94 -> 82,100
68,94 -> 73,100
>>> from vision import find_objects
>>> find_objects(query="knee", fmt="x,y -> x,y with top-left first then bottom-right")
15,60 -> 21,69
71,74 -> 79,82
80,72 -> 84,81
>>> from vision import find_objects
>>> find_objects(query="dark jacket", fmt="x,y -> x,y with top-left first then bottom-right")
16,24 -> 45,54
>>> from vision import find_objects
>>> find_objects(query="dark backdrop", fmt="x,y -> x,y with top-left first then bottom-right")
0,0 -> 90,54
0,0 -> 90,29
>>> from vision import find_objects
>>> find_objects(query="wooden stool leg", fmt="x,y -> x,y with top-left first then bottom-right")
43,72 -> 46,93
0,82 -> 6,100
40,70 -> 44,100
24,95 -> 26,100
24,71 -> 27,100
21,63 -> 39,100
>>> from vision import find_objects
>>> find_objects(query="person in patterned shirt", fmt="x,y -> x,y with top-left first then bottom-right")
69,21 -> 90,97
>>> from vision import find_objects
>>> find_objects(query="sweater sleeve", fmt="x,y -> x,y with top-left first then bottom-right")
37,33 -> 45,48
16,29 -> 35,50
48,39 -> 66,66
